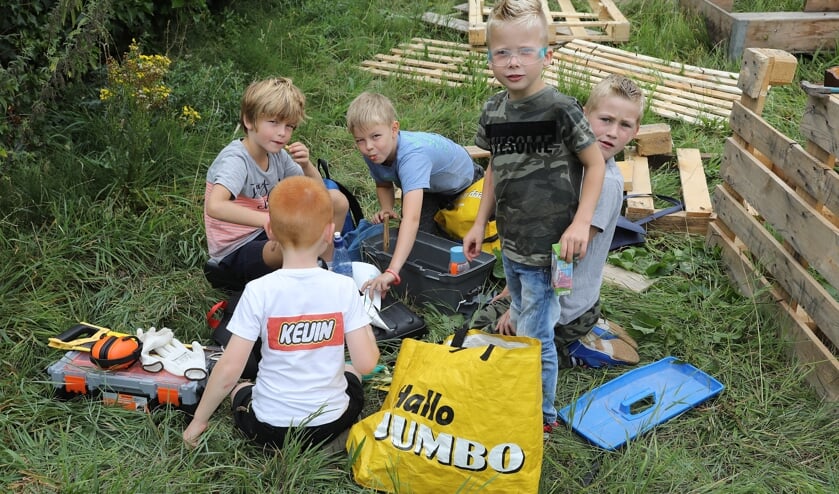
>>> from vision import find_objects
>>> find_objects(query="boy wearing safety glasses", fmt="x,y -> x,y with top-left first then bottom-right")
461,0 -> 606,439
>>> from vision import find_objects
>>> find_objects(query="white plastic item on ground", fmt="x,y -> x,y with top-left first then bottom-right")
351,262 -> 390,332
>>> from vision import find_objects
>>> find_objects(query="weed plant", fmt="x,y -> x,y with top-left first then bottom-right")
2,0 -> 838,492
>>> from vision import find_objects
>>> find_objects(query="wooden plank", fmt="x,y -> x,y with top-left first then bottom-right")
465,145 -> 490,160
556,0 -> 587,40
728,101 -> 839,219
422,12 -> 469,32
706,220 -> 839,401
625,152 -> 654,217
722,137 -> 839,289
731,12 -> 839,57
602,264 -> 656,293
468,0 -> 485,46
800,94 -> 839,158
593,0 -> 630,41
713,184 -> 839,349
617,160 -> 633,191
646,213 -> 716,235
676,148 -> 713,217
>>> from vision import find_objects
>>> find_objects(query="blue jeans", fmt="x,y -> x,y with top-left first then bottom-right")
503,255 -> 560,424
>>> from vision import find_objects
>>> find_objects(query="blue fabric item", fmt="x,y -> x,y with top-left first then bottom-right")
323,178 -> 356,236
343,219 -> 384,262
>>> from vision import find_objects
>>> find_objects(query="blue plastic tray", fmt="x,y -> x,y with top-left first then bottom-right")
558,356 -> 724,450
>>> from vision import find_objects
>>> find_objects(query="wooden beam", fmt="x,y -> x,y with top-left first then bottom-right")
634,123 -> 672,156
677,148 -> 713,217
800,94 -> 839,158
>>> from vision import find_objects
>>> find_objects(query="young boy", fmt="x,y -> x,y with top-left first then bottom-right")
346,92 -> 482,295
184,176 -> 380,450
462,0 -> 606,438
204,77 -> 349,284
472,74 -> 645,369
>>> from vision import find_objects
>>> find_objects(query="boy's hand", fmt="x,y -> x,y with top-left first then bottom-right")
286,142 -> 312,168
462,224 -> 485,261
372,209 -> 399,224
183,419 -> 208,448
559,221 -> 590,262
496,309 -> 516,336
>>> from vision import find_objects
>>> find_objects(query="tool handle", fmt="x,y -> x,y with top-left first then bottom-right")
619,388 -> 658,419
53,322 -> 103,343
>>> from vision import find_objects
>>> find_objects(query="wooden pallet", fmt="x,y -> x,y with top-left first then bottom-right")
678,0 -> 839,59
619,147 -> 714,235
706,48 -> 839,401
359,37 -> 741,126
423,1 -> 630,46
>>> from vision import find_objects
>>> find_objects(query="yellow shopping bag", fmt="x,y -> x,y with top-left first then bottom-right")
347,329 -> 543,493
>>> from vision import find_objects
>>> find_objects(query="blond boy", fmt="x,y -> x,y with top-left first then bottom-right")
204,77 -> 349,285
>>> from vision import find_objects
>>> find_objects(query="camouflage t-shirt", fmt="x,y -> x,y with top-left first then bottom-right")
475,86 -> 596,266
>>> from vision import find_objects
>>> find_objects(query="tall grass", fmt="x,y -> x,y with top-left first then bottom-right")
2,0 -> 838,492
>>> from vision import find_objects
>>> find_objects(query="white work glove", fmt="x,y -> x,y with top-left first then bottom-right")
136,326 -> 174,369
154,338 -> 207,380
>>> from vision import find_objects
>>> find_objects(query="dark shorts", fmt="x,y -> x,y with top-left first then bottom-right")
219,231 -> 273,283
230,372 -> 364,450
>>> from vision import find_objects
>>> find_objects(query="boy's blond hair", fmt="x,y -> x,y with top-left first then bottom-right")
346,92 -> 398,135
585,75 -> 646,125
268,176 -> 333,249
240,77 -> 307,131
486,0 -> 549,46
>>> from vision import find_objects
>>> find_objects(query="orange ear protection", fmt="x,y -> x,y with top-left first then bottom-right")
89,334 -> 142,370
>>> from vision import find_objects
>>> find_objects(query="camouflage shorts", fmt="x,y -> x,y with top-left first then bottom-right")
470,298 -> 601,369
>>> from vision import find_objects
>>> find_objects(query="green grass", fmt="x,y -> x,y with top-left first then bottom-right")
2,0 -> 838,492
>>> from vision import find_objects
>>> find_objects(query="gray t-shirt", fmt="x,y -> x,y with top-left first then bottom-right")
558,157 -> 623,323
204,139 -> 303,259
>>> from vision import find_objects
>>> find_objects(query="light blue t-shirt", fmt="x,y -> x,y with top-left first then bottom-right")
364,131 -> 474,195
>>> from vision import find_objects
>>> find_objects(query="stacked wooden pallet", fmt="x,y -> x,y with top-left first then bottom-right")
706,48 -> 839,401
423,1 -> 630,46
359,37 -> 741,126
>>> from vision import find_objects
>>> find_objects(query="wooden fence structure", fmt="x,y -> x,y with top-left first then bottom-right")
707,48 -> 839,401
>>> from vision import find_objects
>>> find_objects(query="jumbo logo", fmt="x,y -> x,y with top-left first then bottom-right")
373,384 -> 526,474
372,412 -> 526,474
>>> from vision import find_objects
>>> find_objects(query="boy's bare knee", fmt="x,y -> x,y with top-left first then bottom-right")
262,240 -> 283,268
329,189 -> 349,215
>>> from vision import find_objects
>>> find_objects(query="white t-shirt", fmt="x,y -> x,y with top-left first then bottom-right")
227,267 -> 371,426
